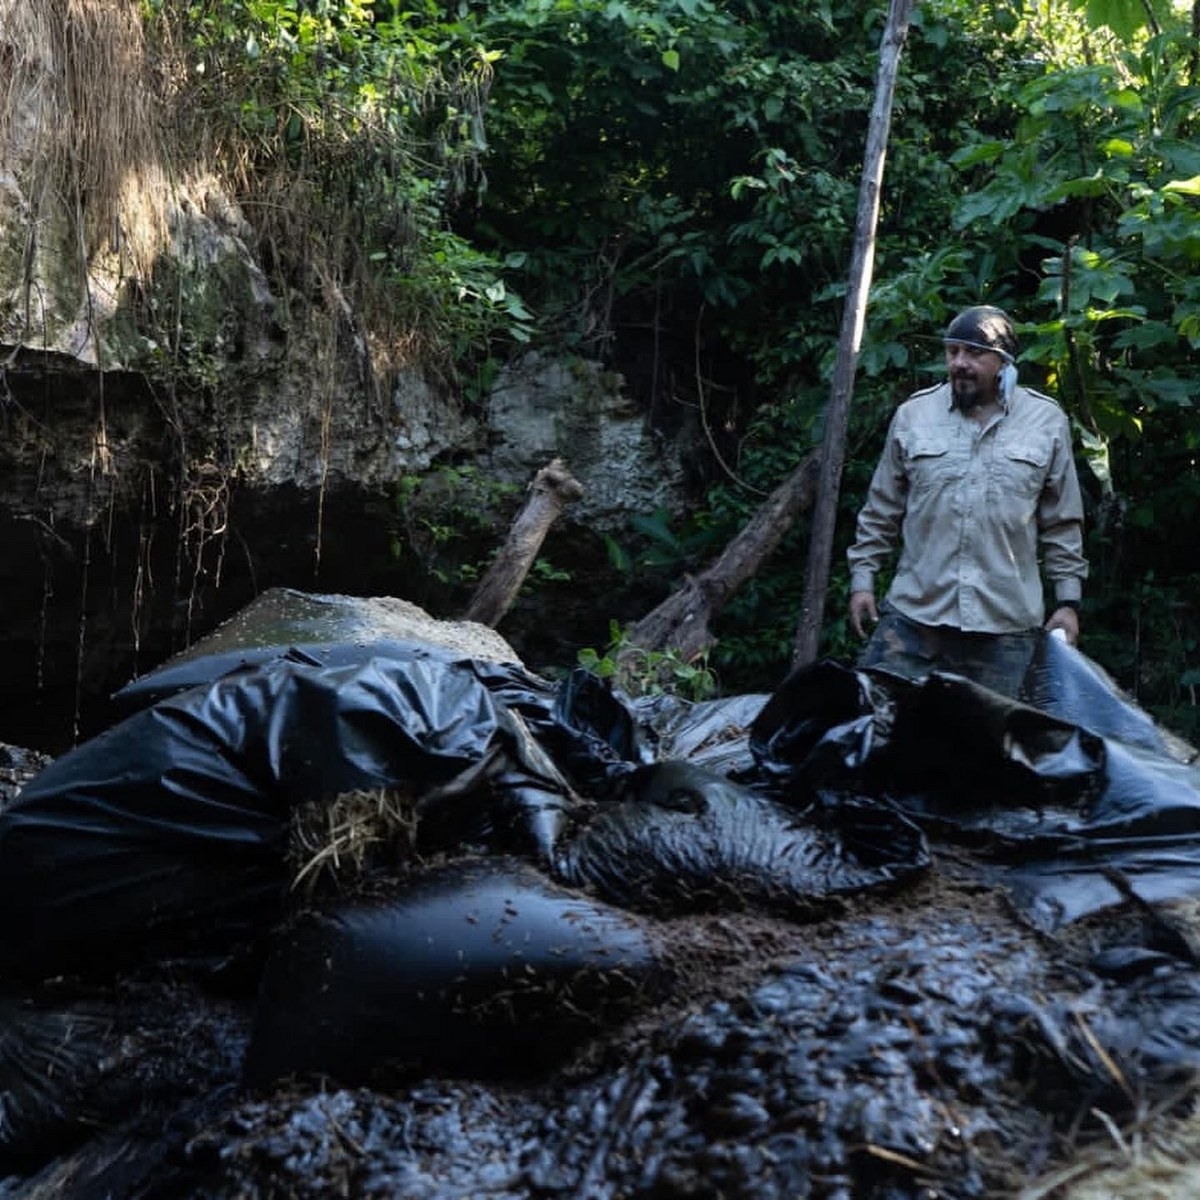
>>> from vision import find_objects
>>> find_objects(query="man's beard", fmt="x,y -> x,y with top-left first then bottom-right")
951,375 -> 989,410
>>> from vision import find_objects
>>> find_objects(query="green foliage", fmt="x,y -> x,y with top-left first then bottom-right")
578,620 -> 718,702
949,18 -> 1200,436
593,507 -> 727,605
139,0 -> 529,381
936,1 -> 1200,733
529,557 -> 572,585
141,0 -> 1200,735
388,465 -> 518,588
467,0 -> 915,375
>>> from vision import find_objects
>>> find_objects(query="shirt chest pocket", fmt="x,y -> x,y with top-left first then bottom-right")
904,436 -> 960,495
993,441 -> 1050,499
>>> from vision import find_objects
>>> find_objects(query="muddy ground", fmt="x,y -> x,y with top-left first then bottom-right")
1,722 -> 1197,1200
5,598 -> 1199,1197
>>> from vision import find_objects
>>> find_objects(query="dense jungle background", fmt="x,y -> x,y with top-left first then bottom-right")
2,0 -> 1199,748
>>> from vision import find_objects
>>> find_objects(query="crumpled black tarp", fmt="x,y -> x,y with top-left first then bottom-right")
112,588 -> 655,798
0,653 -> 582,978
554,759 -> 926,916
0,602 -> 922,983
745,635 -> 1200,929
2,590 -> 1199,1100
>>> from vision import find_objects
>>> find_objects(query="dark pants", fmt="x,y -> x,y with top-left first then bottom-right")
858,605 -> 1037,699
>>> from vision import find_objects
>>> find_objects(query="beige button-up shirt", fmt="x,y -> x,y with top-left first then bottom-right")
847,381 -> 1088,633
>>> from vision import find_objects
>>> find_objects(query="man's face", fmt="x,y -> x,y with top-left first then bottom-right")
945,341 -> 1004,410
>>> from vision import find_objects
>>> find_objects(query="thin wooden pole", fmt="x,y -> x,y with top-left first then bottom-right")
792,0 -> 915,667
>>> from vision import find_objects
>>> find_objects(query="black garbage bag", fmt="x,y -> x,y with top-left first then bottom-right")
0,655 -> 580,980
243,858 -> 661,1089
554,760 -> 930,916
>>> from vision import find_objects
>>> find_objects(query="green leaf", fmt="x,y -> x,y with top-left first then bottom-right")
1077,426 -> 1112,490
1046,174 -> 1114,201
1164,176 -> 1200,196
603,534 -> 632,573
1140,371 -> 1195,407
661,48 -> 680,71
1111,320 -> 1177,351
1084,0 -> 1149,41
949,141 -> 1008,168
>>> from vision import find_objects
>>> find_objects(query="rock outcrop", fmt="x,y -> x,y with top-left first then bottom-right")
0,2 -> 689,752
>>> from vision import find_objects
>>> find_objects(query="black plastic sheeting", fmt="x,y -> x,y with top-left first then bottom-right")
243,857 -> 661,1087
8,620 -> 1200,955
0,653 -> 584,979
554,760 -> 925,916
0,644 -> 930,987
1,591 -> 1199,1100
748,636 -> 1200,928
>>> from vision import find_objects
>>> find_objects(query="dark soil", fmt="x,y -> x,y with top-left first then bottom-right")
1,822 -> 1192,1200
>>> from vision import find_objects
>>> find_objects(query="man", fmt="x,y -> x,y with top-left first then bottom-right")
846,304 -> 1088,698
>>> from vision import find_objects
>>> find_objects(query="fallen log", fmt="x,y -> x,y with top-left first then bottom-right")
615,449 -> 820,686
463,458 -> 584,628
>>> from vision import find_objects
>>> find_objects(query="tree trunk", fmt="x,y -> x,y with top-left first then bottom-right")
791,0 -> 915,667
463,458 -> 583,628
614,449 -> 821,685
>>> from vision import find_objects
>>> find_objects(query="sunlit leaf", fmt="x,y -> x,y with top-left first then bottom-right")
1164,176 -> 1200,196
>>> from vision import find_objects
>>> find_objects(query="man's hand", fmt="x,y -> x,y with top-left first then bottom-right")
849,590 -> 878,640
1045,605 -> 1080,646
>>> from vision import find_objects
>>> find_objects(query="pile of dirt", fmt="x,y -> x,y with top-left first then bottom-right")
152,588 -> 523,668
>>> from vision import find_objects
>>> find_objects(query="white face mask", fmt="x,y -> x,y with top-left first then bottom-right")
998,362 -> 1018,404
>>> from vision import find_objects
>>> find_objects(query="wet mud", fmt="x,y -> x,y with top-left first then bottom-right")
0,842 -> 1192,1200
3,618 -> 1200,1200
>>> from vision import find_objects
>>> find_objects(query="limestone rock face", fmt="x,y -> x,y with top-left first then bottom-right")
0,0 -> 480,499
485,354 -> 687,529
0,2 -> 688,752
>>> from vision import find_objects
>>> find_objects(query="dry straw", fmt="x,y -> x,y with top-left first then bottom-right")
287,786 -> 420,897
